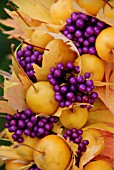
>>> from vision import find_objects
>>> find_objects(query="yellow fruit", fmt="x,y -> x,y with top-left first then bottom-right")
104,0 -> 114,18
16,136 -> 39,161
95,27 -> 114,62
82,129 -> 105,157
31,27 -> 53,53
83,160 -> 113,170
59,106 -> 88,129
5,160 -> 27,170
77,0 -> 105,15
74,54 -> 104,81
26,81 -> 58,115
33,135 -> 71,170
50,0 -> 73,24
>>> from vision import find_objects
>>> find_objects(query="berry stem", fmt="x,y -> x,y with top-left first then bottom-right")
7,1 -> 31,27
102,0 -> 113,9
11,44 -> 38,93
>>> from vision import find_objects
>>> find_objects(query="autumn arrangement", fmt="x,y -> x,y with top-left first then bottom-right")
0,0 -> 114,170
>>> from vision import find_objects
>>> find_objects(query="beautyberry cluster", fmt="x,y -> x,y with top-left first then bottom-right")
63,128 -> 89,167
29,164 -> 40,170
16,45 -> 43,82
63,12 -> 108,55
48,62 -> 98,108
5,109 -> 56,143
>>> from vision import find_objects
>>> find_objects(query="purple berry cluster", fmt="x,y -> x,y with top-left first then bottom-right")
5,109 -> 55,143
16,45 -> 43,82
63,128 -> 89,167
29,164 -> 40,170
63,12 -> 108,55
48,62 -> 98,108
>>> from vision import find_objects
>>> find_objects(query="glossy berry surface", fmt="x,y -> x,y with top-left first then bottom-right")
63,12 -> 108,55
48,62 -> 98,108
5,109 -> 56,143
63,128 -> 89,167
16,45 -> 43,82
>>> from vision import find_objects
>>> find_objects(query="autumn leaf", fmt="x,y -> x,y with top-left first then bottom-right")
96,63 -> 114,114
0,146 -> 23,161
10,0 -> 53,23
33,39 -> 76,81
83,122 -> 114,134
88,98 -> 114,124
52,121 -> 63,134
4,72 -> 27,111
66,140 -> 78,155
79,144 -> 104,169
0,100 -> 16,115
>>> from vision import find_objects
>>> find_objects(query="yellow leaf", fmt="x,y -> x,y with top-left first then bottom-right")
83,122 -> 114,134
0,100 -> 16,115
52,122 -> 63,134
53,107 -> 64,117
4,72 -> 27,111
88,99 -> 114,124
66,140 -> 78,155
0,146 -> 23,161
79,145 -> 104,169
11,0 -> 53,23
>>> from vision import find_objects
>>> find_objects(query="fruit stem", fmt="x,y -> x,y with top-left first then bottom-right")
17,143 -> 45,155
0,96 -> 4,100
7,1 -> 31,27
18,37 -> 49,51
11,44 -> 38,93
102,0 -> 113,9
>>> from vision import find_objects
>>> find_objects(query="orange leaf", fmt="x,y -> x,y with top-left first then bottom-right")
0,100 -> 16,115
88,98 -> 114,124
96,63 -> 114,114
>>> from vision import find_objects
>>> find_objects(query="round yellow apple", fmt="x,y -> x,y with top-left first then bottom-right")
33,134 -> 71,170
83,160 -> 113,170
26,81 -> 58,115
59,106 -> 88,129
74,54 -> 104,81
95,27 -> 114,62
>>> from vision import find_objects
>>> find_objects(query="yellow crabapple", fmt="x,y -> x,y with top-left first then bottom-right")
33,134 -> 71,170
95,27 -> 114,62
77,0 -> 105,15
74,54 -> 104,81
50,0 -> 73,24
26,81 -> 58,115
83,160 -> 113,170
59,106 -> 88,129
31,27 -> 53,53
